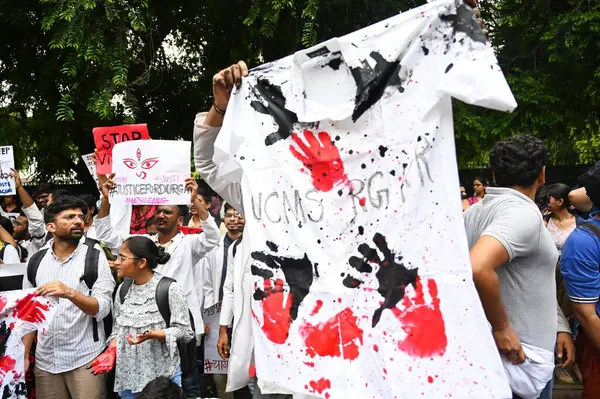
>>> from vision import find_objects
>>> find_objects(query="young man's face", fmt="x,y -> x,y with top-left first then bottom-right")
48,208 -> 85,242
224,208 -> 245,233
155,206 -> 183,233
12,216 -> 29,240
37,192 -> 50,208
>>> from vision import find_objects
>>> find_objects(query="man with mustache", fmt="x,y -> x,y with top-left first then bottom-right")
22,195 -> 116,399
95,174 -> 220,398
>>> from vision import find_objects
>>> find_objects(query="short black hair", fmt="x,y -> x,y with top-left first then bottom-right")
200,194 -> 212,205
51,189 -> 72,201
0,216 -> 14,236
177,205 -> 189,219
78,194 -> 98,216
579,161 -> 600,209
489,135 -> 550,188
35,183 -> 54,197
224,202 -> 235,214
139,376 -> 185,399
44,195 -> 88,224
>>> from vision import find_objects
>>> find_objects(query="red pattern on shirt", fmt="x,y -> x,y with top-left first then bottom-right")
129,205 -> 157,235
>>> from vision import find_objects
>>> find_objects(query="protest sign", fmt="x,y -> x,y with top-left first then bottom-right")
202,302 -> 228,374
0,145 -> 16,195
82,153 -> 101,193
213,0 -> 516,397
93,124 -> 150,174
0,289 -> 58,399
0,263 -> 26,291
111,140 -> 191,206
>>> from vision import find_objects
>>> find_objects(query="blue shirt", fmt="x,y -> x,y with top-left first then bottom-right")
561,217 -> 600,318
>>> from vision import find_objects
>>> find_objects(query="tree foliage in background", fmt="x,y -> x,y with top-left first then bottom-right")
0,0 -> 599,188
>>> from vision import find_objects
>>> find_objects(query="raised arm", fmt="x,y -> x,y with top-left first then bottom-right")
95,174 -> 126,251
185,177 -> 220,257
569,187 -> 594,213
193,61 -> 248,214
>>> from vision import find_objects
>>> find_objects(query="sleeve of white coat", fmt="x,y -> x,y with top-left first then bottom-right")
190,214 -> 220,258
95,214 -> 126,252
219,243 -> 235,327
22,203 -> 46,240
557,301 -> 571,334
202,256 -> 215,309
193,113 -> 244,214
2,245 -> 20,264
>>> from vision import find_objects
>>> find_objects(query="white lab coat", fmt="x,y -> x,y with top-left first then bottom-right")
194,114 -> 314,398
95,208 -> 220,340
201,235 -> 228,309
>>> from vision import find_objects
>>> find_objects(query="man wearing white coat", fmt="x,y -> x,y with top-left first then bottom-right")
201,202 -> 244,398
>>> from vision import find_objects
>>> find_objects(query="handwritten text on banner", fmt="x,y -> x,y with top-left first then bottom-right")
93,124 -> 150,174
111,140 -> 191,205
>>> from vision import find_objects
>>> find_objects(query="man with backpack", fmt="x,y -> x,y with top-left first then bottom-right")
562,161 -> 600,398
22,195 -> 115,399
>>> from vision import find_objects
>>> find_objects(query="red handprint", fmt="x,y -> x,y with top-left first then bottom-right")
300,308 -> 363,360
392,278 -> 447,358
13,293 -> 49,324
254,279 -> 293,344
289,130 -> 348,192
251,241 -> 315,344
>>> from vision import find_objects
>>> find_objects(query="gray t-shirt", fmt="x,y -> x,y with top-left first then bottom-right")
463,187 -> 558,352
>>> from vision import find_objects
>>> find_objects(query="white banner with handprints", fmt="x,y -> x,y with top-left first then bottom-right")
202,302 -> 228,374
111,140 -> 191,205
0,146 -> 16,195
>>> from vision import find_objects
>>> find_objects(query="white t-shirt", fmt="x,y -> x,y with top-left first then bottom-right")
215,0 -> 516,397
1,244 -> 20,264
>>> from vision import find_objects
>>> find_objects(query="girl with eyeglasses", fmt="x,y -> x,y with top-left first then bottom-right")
88,236 -> 194,399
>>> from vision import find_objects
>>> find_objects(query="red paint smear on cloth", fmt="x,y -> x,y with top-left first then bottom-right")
301,308 -> 363,360
259,279 -> 293,344
392,278 -> 447,357
13,293 -> 48,324
0,355 -> 16,382
289,130 -> 348,192
309,378 -> 331,397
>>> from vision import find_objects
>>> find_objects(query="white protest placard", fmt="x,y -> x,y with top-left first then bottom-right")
111,140 -> 191,206
0,146 -> 16,195
82,153 -> 101,193
202,302 -> 228,374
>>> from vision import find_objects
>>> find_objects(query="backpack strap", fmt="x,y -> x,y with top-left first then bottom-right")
82,237 -> 102,342
119,278 -> 134,304
27,248 -> 49,287
581,222 -> 600,241
156,277 -> 175,327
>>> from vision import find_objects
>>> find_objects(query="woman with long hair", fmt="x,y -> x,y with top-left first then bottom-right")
89,236 -> 194,399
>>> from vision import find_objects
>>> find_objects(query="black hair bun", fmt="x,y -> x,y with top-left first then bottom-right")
156,246 -> 171,265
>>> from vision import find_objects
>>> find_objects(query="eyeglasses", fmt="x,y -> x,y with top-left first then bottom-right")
224,212 -> 241,219
115,255 -> 141,262
58,214 -> 87,222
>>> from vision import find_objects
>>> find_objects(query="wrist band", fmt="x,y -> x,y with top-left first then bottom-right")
213,103 -> 226,115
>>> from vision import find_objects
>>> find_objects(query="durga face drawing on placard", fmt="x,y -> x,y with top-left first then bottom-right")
123,148 -> 159,180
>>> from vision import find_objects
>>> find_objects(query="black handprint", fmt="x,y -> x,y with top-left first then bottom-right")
251,241 -> 316,344
345,233 -> 419,327
0,321 -> 12,358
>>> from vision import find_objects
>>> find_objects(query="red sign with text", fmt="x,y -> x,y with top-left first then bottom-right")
93,124 -> 150,174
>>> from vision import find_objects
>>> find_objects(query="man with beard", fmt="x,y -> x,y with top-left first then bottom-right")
95,174 -> 220,398
22,195 -> 115,399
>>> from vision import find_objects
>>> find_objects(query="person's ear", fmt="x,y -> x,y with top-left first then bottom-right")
46,222 -> 57,233
138,258 -> 148,270
178,216 -> 184,226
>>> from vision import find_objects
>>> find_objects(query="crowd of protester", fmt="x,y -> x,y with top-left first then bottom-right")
2,5 -> 600,397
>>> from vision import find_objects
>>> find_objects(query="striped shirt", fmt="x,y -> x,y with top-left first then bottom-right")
22,240 -> 115,373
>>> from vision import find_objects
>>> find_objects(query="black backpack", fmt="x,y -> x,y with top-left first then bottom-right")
582,222 -> 600,241
27,237 -> 112,342
118,276 -> 197,374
